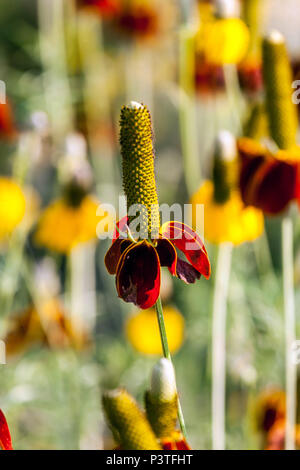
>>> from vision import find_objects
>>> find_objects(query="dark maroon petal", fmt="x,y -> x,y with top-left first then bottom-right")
176,259 -> 201,284
155,237 -> 177,276
104,239 -> 132,274
116,241 -> 161,309
238,138 -> 297,215
255,161 -> 297,215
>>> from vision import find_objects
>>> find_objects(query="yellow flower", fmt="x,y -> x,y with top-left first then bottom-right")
0,177 -> 26,240
125,306 -> 184,355
191,180 -> 263,245
202,18 -> 249,65
35,195 -> 110,253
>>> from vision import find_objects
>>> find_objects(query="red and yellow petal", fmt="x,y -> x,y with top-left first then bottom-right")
116,241 -> 161,309
0,410 -> 13,450
160,221 -> 211,279
162,431 -> 191,450
155,237 -> 177,276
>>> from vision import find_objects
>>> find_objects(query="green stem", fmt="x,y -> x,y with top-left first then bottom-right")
212,242 -> 233,450
179,24 -> 201,196
155,296 -> 188,441
282,216 -> 296,450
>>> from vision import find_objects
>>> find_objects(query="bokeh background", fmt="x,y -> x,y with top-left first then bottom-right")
0,0 -> 300,450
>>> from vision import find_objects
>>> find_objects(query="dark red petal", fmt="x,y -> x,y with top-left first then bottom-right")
162,441 -> 175,450
116,241 -> 161,309
155,237 -> 177,276
104,239 -> 132,274
113,216 -> 128,242
238,138 -> 297,215
176,439 -> 191,450
254,161 -> 297,215
0,410 -> 13,450
176,258 -> 201,284
161,222 -> 211,279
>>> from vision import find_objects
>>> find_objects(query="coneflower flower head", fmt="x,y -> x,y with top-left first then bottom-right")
105,102 -> 210,309
212,130 -> 238,204
262,31 -> 298,150
102,388 -> 161,450
145,358 -> 178,438
120,101 -> 160,239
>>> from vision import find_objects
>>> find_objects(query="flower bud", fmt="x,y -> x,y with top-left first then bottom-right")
102,388 -> 161,450
262,31 -> 298,150
145,359 -> 178,438
212,130 -> 238,204
150,358 -> 177,402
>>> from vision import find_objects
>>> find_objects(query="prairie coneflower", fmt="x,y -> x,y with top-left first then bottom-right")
102,360 -> 190,450
191,131 -> 263,450
255,388 -> 286,436
105,102 -> 210,310
0,410 -> 13,450
145,359 -> 190,450
237,137 -> 300,215
35,134 -> 112,253
201,0 -> 249,66
240,31 -> 300,450
191,132 -> 264,245
105,101 -> 210,440
114,1 -> 158,40
35,194 -> 105,253
125,306 -> 184,355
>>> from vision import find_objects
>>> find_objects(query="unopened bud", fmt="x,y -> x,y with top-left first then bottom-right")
212,130 -> 238,203
150,358 -> 177,402
145,359 -> 178,438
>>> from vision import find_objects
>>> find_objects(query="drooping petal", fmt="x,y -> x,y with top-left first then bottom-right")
104,239 -> 132,274
160,221 -> 211,279
0,410 -> 13,450
155,237 -> 177,276
176,259 -> 201,284
253,161 -> 297,214
238,138 -> 298,215
116,241 -> 161,309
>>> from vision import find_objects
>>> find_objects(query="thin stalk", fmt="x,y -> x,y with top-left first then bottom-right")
212,242 -> 233,450
179,24 -> 201,196
282,216 -> 296,450
155,296 -> 187,440
37,0 -> 74,140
